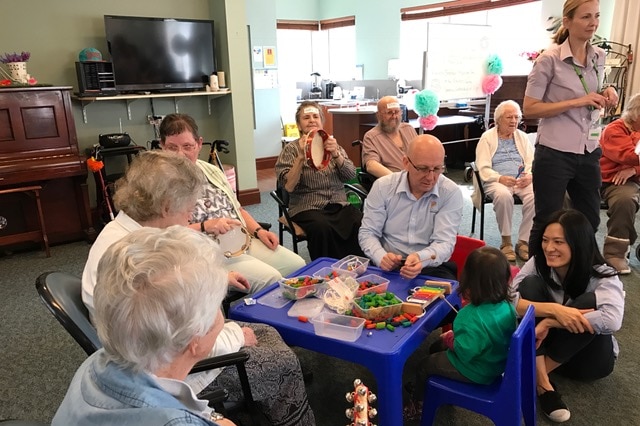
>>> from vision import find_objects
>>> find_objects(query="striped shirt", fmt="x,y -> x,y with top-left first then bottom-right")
275,139 -> 357,217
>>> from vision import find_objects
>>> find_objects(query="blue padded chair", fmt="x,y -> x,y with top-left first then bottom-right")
420,304 -> 536,426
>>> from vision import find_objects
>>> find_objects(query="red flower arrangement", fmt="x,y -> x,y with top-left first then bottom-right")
520,50 -> 544,62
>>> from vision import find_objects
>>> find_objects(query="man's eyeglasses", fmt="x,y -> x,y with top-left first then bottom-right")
163,143 -> 199,153
407,157 -> 445,175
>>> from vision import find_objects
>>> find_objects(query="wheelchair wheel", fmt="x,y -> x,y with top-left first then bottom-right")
464,166 -> 473,182
636,244 -> 640,261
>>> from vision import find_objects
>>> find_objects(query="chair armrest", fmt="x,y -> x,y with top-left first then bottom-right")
190,350 -> 250,374
344,183 -> 369,200
199,387 -> 229,406
344,183 -> 369,211
470,162 -> 487,201
269,189 -> 286,207
191,350 -> 260,421
270,189 -> 299,233
257,221 -> 272,232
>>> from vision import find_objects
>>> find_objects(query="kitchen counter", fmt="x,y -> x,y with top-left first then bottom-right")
297,98 -> 375,107
327,105 -> 377,114
329,107 -> 378,166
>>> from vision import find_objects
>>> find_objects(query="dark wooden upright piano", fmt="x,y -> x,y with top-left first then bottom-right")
0,86 -> 94,251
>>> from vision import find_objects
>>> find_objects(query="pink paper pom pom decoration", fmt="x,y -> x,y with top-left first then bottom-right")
482,74 -> 503,95
419,114 -> 438,131
414,89 -> 440,117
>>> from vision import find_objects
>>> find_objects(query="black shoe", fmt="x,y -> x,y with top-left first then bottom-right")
538,389 -> 570,422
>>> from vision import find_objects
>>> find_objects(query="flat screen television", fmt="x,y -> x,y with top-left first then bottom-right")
104,15 -> 217,93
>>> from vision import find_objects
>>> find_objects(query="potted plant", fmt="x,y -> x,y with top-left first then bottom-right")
0,51 -> 33,85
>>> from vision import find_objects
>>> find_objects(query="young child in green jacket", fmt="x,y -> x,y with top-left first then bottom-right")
405,246 -> 517,420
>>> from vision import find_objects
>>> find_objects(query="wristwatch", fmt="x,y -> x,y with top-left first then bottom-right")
200,221 -> 206,233
253,227 -> 263,238
210,411 -> 225,421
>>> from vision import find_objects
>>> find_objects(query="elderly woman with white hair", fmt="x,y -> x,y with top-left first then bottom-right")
81,151 -> 315,426
55,226 -> 235,425
599,92 -> 640,274
473,100 -> 535,261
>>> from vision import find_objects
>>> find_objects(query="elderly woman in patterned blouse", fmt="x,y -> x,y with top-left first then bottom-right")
275,101 -> 364,260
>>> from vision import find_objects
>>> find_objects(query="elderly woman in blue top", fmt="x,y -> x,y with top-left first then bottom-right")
276,101 -> 364,260
359,134 -> 463,280
523,0 -> 618,254
54,226 -> 235,425
511,209 -> 624,423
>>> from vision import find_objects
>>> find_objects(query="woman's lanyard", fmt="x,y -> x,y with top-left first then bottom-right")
573,57 -> 603,139
573,58 -> 602,135
572,58 -> 600,107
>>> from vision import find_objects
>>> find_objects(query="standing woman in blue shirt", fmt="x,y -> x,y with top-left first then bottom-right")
523,0 -> 618,254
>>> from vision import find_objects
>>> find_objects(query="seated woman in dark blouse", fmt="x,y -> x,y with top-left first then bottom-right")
275,101 -> 364,260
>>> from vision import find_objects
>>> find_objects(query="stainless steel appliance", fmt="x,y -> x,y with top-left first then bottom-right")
325,82 -> 336,99
310,72 -> 323,99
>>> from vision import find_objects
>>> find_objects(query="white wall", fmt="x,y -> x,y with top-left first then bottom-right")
246,0 -> 284,159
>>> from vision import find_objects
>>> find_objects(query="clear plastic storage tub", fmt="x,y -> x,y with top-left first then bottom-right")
310,312 -> 366,342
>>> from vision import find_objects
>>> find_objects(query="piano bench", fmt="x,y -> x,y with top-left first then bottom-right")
0,185 -> 50,257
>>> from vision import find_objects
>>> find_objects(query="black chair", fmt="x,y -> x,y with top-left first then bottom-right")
271,183 -> 368,254
469,161 -> 522,240
35,271 -> 260,423
270,186 -> 307,254
351,139 -> 377,192
344,182 -> 369,211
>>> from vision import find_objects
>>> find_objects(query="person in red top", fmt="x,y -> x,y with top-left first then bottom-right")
599,92 -> 640,274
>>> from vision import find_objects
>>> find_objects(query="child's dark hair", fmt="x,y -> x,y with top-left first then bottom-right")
459,246 -> 512,305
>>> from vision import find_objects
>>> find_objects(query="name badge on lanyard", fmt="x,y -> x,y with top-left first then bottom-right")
573,60 -> 602,140
588,109 -> 602,140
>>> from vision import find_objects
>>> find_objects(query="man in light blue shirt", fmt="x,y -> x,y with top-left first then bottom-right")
359,134 -> 463,280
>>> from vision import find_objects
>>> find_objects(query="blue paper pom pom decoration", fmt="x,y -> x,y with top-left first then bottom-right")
486,54 -> 503,75
414,90 -> 440,117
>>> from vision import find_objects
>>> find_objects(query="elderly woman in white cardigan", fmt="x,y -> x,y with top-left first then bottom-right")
472,100 -> 535,261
